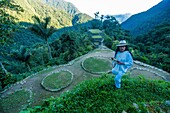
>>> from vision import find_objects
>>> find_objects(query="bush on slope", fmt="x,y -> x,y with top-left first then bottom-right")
21,74 -> 170,113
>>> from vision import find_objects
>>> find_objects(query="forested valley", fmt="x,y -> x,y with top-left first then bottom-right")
0,0 -> 170,92
0,0 -> 170,113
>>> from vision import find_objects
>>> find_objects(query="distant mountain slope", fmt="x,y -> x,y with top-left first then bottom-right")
11,0 -> 73,28
72,13 -> 93,25
10,0 -> 91,29
112,13 -> 131,23
41,0 -> 80,15
121,0 -> 170,36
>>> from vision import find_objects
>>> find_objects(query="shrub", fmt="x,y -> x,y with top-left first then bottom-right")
21,75 -> 170,113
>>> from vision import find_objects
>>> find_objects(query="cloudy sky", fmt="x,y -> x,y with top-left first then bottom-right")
65,0 -> 162,17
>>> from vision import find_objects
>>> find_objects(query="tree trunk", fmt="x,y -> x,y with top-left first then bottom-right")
26,63 -> 31,72
41,53 -> 44,65
46,41 -> 52,60
0,62 -> 8,75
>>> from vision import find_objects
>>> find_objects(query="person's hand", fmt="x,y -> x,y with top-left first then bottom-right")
117,61 -> 124,65
111,57 -> 117,61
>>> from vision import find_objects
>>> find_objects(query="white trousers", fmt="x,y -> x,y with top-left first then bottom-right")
112,69 -> 125,88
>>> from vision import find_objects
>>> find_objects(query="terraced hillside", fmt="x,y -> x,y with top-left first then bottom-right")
0,46 -> 169,113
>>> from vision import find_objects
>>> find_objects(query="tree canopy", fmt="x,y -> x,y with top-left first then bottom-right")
0,0 -> 23,45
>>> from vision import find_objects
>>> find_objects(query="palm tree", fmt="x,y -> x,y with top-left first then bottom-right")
94,12 -> 99,19
30,16 -> 56,60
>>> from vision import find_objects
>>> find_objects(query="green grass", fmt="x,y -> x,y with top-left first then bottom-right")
93,49 -> 113,52
92,35 -> 102,39
82,57 -> 112,73
21,75 -> 170,113
41,70 -> 73,91
0,89 -> 31,113
132,101 -> 170,113
89,29 -> 102,34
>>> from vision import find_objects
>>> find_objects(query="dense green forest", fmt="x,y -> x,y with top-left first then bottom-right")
131,23 -> 170,72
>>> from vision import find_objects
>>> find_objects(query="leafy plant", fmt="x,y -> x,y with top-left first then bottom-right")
21,75 -> 170,113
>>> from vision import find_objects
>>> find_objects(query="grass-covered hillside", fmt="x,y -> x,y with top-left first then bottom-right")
21,75 -> 170,113
9,0 -> 73,28
7,0 -> 92,28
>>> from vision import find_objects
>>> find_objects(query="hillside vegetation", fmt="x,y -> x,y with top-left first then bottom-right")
121,0 -> 170,36
41,0 -> 80,15
1,0 -> 125,92
21,75 -> 170,113
131,23 -> 170,73
8,0 -> 73,28
6,0 -> 92,28
0,46 -> 169,113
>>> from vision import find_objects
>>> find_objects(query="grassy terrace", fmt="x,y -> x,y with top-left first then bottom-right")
0,89 -> 32,113
41,70 -> 73,91
92,35 -> 103,39
82,57 -> 112,74
89,29 -> 102,34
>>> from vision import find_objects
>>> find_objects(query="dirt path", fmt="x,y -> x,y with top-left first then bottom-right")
0,46 -> 169,113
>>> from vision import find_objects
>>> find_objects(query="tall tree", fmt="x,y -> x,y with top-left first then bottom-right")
103,16 -> 121,40
58,32 -> 79,61
30,16 -> 56,60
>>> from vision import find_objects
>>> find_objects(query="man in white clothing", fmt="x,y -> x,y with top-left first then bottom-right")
111,40 -> 133,88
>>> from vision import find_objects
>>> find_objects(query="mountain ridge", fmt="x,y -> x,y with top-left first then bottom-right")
121,0 -> 170,36
9,0 -> 88,28
41,0 -> 80,15
112,13 -> 131,23
11,0 -> 73,28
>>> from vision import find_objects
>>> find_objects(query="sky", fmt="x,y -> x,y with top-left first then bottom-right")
65,0 -> 162,17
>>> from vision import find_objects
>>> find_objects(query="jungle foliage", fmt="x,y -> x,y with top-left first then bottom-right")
0,14 -> 119,91
131,23 -> 170,72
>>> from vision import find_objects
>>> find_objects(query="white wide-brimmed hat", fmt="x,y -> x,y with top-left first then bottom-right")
116,40 -> 128,46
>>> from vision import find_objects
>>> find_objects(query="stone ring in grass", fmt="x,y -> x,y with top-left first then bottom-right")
82,57 -> 112,74
41,70 -> 73,91
0,89 -> 32,113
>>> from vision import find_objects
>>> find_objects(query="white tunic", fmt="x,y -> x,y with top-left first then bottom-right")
112,51 -> 133,73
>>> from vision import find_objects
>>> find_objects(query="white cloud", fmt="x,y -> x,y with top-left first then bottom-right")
65,0 -> 162,17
